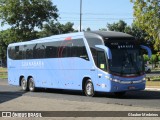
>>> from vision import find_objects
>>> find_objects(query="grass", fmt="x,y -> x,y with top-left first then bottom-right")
0,67 -> 7,79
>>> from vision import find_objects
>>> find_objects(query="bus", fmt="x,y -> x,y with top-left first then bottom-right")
7,31 -> 151,96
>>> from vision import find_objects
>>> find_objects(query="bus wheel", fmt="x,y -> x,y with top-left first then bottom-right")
84,80 -> 95,97
28,78 -> 36,92
21,77 -> 28,91
114,92 -> 126,97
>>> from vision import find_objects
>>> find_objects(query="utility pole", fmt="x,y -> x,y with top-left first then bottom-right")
80,0 -> 82,32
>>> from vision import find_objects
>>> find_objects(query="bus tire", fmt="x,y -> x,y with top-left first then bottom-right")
84,79 -> 95,97
114,91 -> 126,97
28,78 -> 36,92
21,77 -> 28,91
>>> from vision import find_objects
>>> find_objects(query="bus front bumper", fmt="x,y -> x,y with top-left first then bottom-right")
110,80 -> 146,92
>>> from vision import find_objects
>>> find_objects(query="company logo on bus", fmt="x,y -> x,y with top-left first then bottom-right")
22,61 -> 44,67
118,45 -> 134,49
110,42 -> 134,49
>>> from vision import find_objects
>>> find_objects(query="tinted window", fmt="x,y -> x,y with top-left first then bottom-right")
15,46 -> 20,59
45,42 -> 59,58
26,44 -> 34,59
86,38 -> 103,48
19,45 -> 26,59
90,48 -> 97,66
60,41 -> 72,57
58,39 -> 89,60
8,47 -> 15,59
72,39 -> 89,60
33,43 -> 45,59
8,39 -> 89,60
97,51 -> 107,71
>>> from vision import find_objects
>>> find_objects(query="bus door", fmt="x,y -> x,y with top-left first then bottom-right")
95,45 -> 112,90
97,50 -> 108,77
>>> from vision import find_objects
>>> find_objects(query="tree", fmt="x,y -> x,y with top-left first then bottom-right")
124,24 -> 152,45
143,54 -> 149,63
0,29 -> 20,65
107,20 -> 127,32
150,54 -> 158,68
107,20 -> 150,45
39,21 -> 75,37
86,27 -> 91,31
0,0 -> 58,41
131,0 -> 160,50
99,28 -> 107,31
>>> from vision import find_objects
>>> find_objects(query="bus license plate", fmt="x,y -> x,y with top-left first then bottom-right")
128,86 -> 135,90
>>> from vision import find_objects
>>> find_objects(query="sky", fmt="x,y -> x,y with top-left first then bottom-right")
0,0 -> 134,31
53,0 -> 134,31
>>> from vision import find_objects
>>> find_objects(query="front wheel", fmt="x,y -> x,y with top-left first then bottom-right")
28,78 -> 36,92
84,80 -> 95,97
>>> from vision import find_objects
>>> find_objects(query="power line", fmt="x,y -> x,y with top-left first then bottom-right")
58,18 -> 134,22
58,12 -> 133,16
59,17 -> 134,20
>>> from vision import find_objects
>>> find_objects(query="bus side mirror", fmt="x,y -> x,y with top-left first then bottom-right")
140,45 -> 152,58
95,45 -> 112,59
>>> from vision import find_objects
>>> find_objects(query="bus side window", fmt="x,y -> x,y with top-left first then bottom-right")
26,44 -> 34,59
15,46 -> 20,59
19,45 -> 26,59
45,41 -> 59,58
8,47 -> 15,60
33,43 -> 45,59
90,48 -> 97,66
72,39 -> 89,60
97,51 -> 107,71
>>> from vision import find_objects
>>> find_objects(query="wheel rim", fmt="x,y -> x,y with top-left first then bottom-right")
29,79 -> 34,91
86,82 -> 93,96
21,79 -> 26,90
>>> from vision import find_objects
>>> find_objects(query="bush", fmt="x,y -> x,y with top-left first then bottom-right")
150,54 -> 158,64
143,54 -> 149,63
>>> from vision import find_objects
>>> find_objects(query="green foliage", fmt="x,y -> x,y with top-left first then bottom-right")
0,0 -> 58,41
150,54 -> 158,63
0,0 -> 60,64
131,0 -> 160,50
99,28 -> 107,31
158,55 -> 160,61
0,0 -> 58,29
125,24 -> 147,41
143,54 -> 149,62
106,20 -> 151,45
157,52 -> 160,61
0,29 -> 18,64
39,21 -> 75,37
107,20 -> 127,32
86,27 -> 91,31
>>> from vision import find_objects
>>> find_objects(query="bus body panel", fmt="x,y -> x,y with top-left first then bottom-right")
7,31 -> 149,93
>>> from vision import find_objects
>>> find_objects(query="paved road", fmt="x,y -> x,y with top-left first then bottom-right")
0,79 -> 160,110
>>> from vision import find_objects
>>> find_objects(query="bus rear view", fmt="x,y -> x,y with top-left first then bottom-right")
7,31 -> 151,97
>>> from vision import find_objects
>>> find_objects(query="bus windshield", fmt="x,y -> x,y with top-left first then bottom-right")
109,49 -> 144,76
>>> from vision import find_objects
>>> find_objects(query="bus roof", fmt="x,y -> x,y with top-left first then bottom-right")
8,32 -> 84,47
8,31 -> 135,47
85,31 -> 133,38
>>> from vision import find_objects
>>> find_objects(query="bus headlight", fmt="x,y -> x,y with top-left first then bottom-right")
112,79 -> 121,83
105,76 -> 121,83
142,77 -> 146,82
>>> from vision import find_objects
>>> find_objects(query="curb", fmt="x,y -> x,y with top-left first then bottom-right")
145,88 -> 160,91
